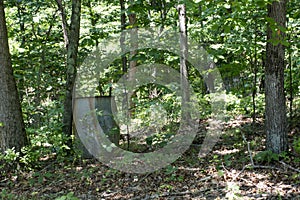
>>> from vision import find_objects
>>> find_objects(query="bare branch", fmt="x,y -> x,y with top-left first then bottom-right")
279,161 -> 300,173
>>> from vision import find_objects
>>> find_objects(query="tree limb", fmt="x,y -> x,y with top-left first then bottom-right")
55,0 -> 69,47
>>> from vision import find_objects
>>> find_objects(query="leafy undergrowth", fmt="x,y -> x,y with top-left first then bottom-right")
1,118 -> 300,200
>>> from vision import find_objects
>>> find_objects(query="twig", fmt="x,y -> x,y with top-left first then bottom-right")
100,191 -> 117,198
0,177 -> 8,182
242,133 -> 254,166
221,162 -> 247,181
178,166 -> 202,171
247,164 -> 281,171
198,176 -> 212,182
242,134 -> 282,171
233,164 -> 246,181
133,172 -> 151,186
37,160 -> 57,173
279,161 -> 300,173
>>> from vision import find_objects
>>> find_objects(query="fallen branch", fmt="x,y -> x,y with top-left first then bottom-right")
279,161 -> 300,173
247,164 -> 281,171
233,164 -> 247,181
198,176 -> 212,182
242,133 -> 282,171
133,172 -> 151,187
242,133 -> 254,166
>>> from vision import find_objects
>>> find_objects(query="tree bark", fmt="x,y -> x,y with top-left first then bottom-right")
120,0 -> 131,149
128,0 -> 138,117
128,0 -> 138,73
57,0 -> 81,147
177,4 -> 191,121
0,0 -> 28,153
120,0 -> 127,73
265,0 -> 288,154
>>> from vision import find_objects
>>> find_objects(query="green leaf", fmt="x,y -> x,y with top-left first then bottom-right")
224,25 -> 231,33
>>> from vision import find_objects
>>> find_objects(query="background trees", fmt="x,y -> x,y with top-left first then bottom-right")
0,0 -> 300,198
0,0 -> 299,165
0,0 -> 299,164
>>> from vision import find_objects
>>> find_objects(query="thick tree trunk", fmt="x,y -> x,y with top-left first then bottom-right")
0,0 -> 27,153
265,0 -> 288,154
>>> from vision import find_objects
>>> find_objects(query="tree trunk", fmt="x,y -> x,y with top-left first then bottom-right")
120,0 -> 130,149
251,19 -> 258,125
120,0 -> 127,73
177,4 -> 191,121
265,0 -> 288,154
57,0 -> 81,147
0,0 -> 28,153
128,0 -> 138,118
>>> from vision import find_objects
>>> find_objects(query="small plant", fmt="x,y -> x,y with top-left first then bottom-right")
164,165 -> 178,175
293,137 -> 300,154
159,184 -> 174,191
254,150 -> 279,164
279,151 -> 291,162
55,192 -> 79,200
1,189 -> 16,200
292,173 -> 300,184
3,148 -> 19,162
163,165 -> 184,182
146,132 -> 175,148
0,148 -> 20,174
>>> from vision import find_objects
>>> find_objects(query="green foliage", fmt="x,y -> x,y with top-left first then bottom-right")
0,0 -> 299,198
164,165 -> 178,175
2,148 -> 19,162
132,84 -> 181,124
1,189 -> 17,200
196,94 -> 212,119
163,165 -> 184,182
2,0 -> 299,177
55,192 -> 79,200
293,137 -> 300,154
145,124 -> 177,149
224,92 -> 265,118
0,135 -> 75,173
254,150 -> 279,164
292,173 -> 300,184
0,148 -> 20,174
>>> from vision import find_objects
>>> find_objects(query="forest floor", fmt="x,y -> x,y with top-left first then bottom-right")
1,117 -> 300,200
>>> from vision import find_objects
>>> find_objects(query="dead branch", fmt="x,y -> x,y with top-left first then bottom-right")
279,161 -> 300,173
242,133 -> 282,171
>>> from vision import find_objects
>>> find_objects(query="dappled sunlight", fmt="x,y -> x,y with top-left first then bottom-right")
213,148 -> 240,155
0,0 -> 299,198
